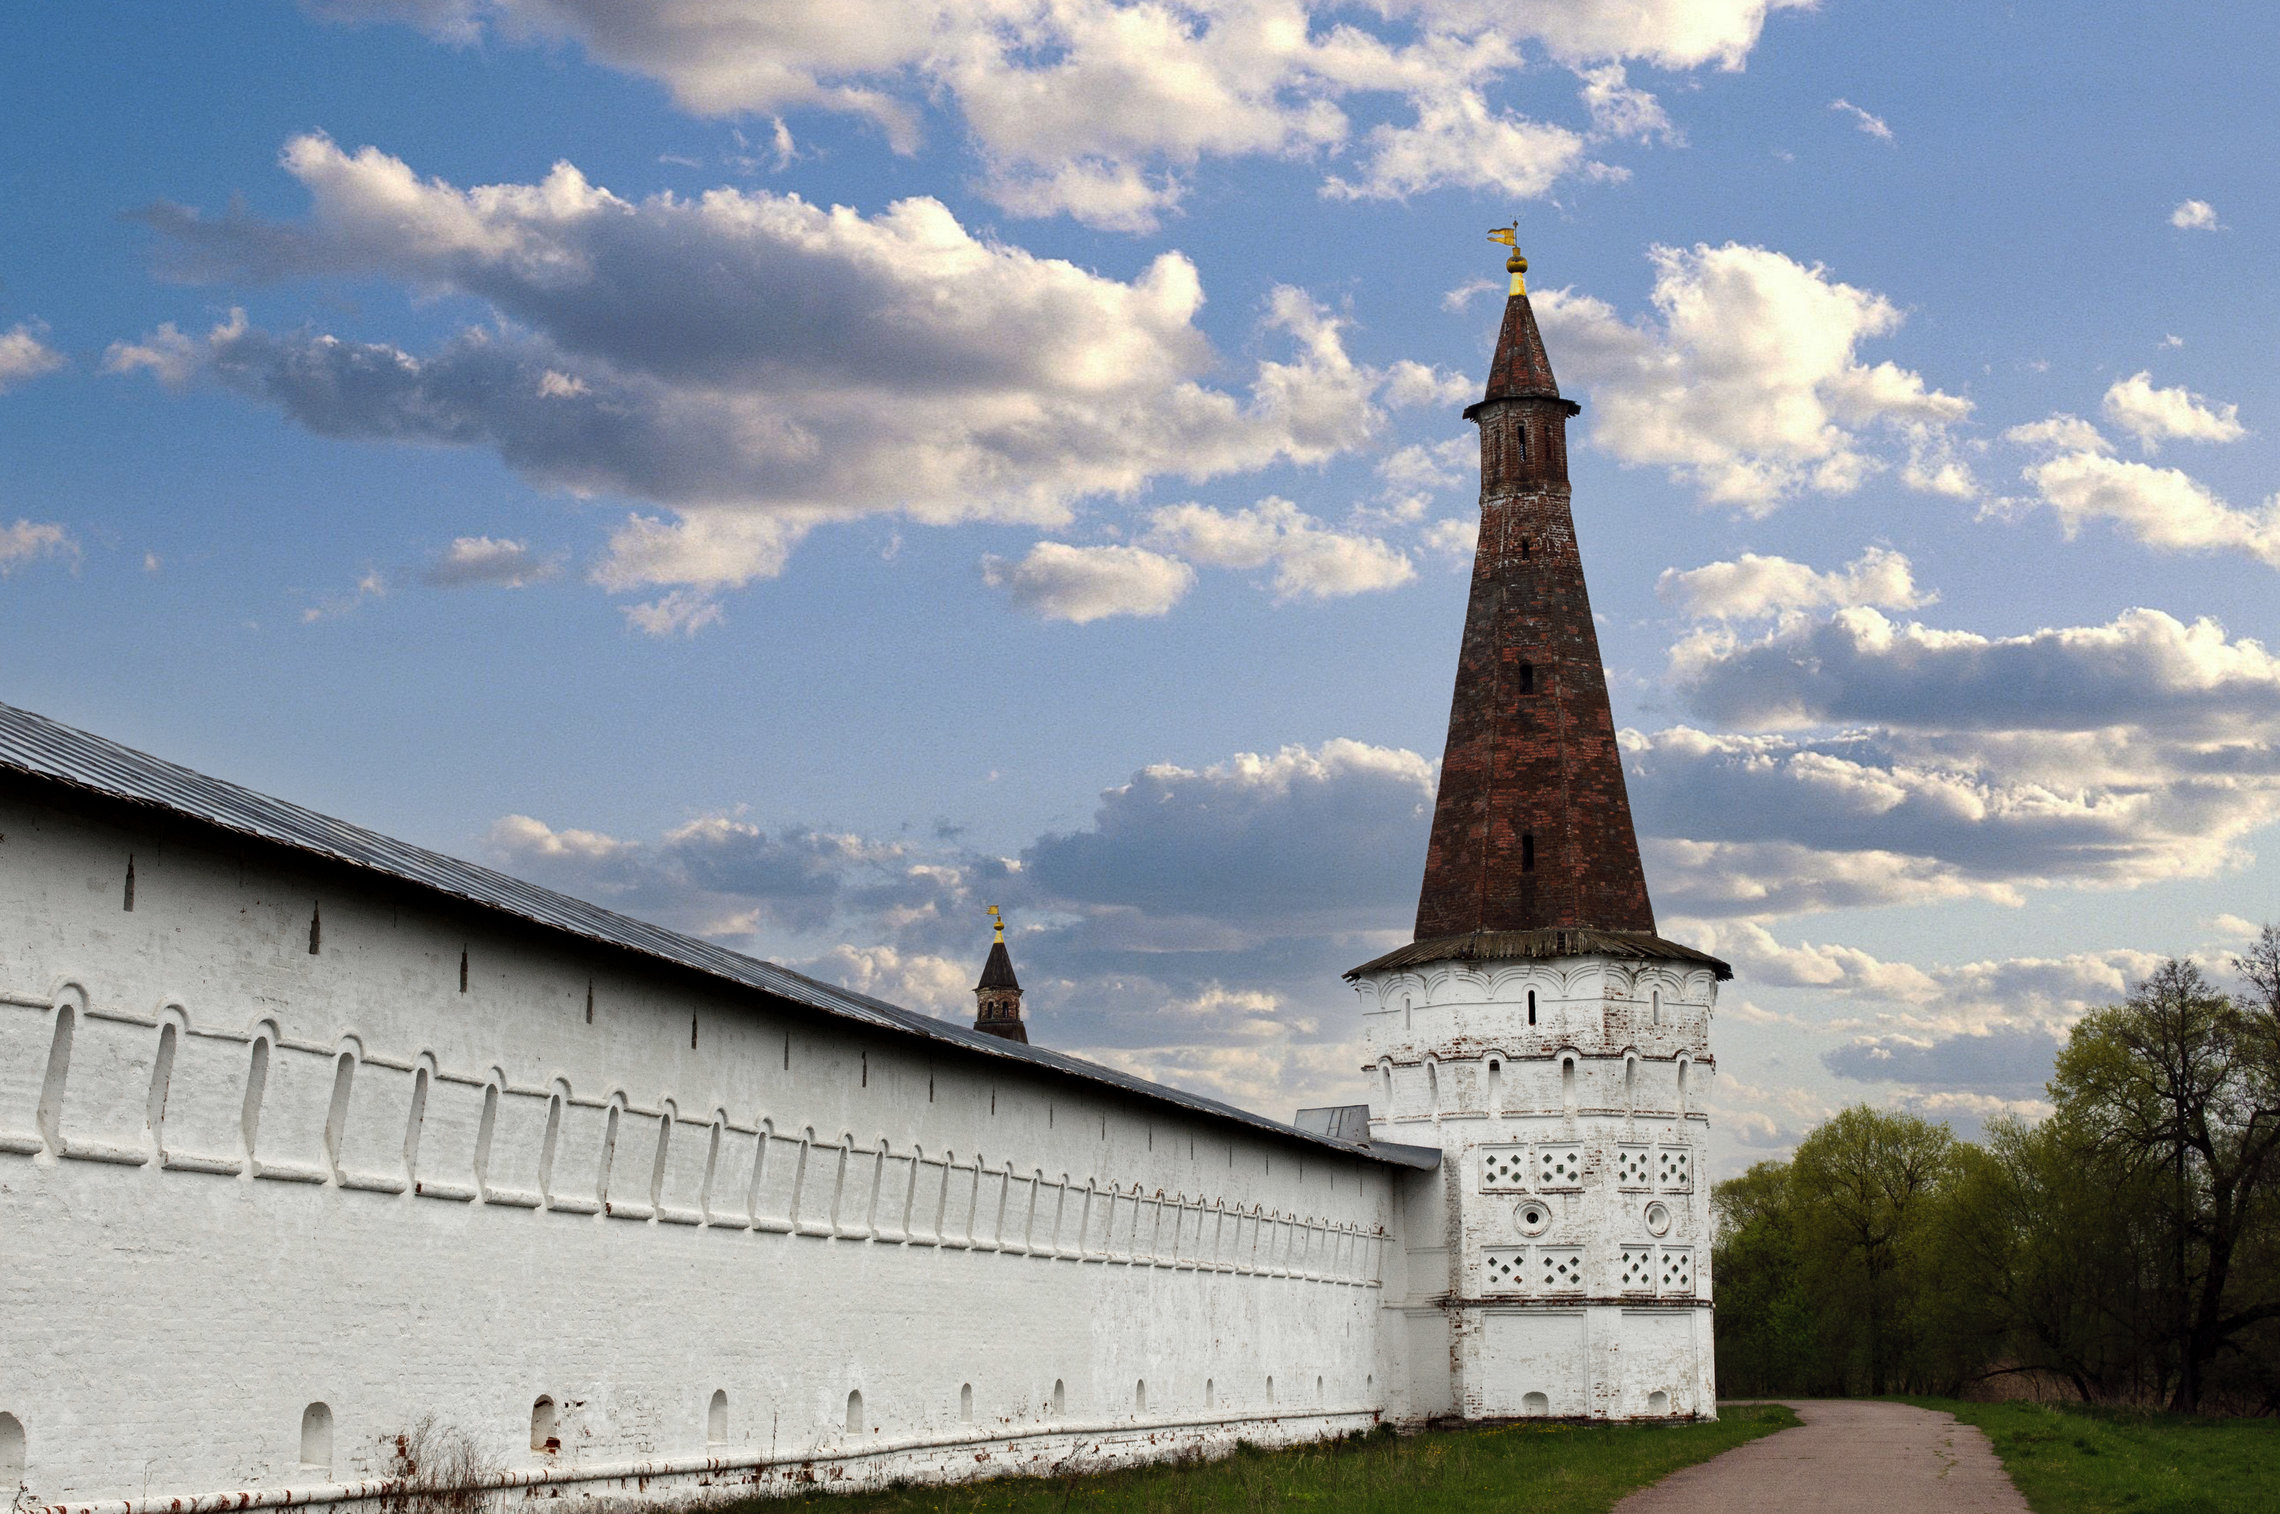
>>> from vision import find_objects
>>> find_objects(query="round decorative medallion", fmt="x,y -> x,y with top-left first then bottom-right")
1516,1199 -> 1552,1236
1644,1200 -> 1672,1237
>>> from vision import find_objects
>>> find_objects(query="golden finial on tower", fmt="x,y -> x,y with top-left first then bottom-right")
1487,224 -> 1526,295
986,904 -> 1005,943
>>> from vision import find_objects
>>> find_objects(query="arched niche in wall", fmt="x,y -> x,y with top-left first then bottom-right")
530,1396 -> 559,1454
299,1402 -> 333,1477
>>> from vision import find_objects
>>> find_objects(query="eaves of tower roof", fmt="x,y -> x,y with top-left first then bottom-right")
0,700 -> 1434,1171
1345,928 -> 1732,981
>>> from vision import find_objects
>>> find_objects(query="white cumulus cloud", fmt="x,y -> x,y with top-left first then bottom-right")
0,323 -> 65,393
0,520 -> 77,575
1670,604 -> 2280,737
1535,242 -> 1972,513
2017,451 -> 2280,570
312,0 -> 1818,227
983,542 -> 1196,623
1656,545 -> 1931,621
129,136 -> 1420,609
424,535 -> 563,587
102,321 -> 206,389
2100,370 -> 2247,451
2170,199 -> 2219,231
1143,497 -> 1414,601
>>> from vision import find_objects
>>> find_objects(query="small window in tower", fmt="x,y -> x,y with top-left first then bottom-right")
1512,423 -> 1528,461
1519,537 -> 1533,560
1518,661 -> 1534,695
1527,989 -> 1537,1026
1521,834 -> 1535,871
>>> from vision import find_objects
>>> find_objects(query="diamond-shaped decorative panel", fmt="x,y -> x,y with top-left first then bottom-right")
1482,1248 -> 1527,1292
1615,1146 -> 1651,1188
1618,1244 -> 1654,1291
1655,1146 -> 1693,1190
1660,1247 -> 1694,1293
1537,1145 -> 1583,1188
1480,1146 -> 1527,1190
1537,1247 -> 1583,1290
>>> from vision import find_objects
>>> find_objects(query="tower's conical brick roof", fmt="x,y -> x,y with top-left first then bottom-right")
1412,271 -> 1657,942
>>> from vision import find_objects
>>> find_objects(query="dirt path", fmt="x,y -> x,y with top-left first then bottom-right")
1613,1401 -> 2032,1514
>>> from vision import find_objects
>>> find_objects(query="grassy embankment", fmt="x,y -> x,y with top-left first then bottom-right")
713,1406 -> 1797,1514
1905,1398 -> 2279,1514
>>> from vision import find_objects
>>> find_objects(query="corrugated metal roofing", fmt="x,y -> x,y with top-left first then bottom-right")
0,699 -> 1432,1170
1346,927 -> 1732,980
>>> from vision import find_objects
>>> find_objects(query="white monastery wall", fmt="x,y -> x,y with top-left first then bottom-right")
1352,956 -> 1718,1421
0,785 -> 1427,1512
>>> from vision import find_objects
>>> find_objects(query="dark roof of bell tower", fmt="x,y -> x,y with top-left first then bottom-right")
977,938 -> 1020,991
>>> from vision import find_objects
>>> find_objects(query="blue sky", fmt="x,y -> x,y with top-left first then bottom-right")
3,0 -> 2274,1168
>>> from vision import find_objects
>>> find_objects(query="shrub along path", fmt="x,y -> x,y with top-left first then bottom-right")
1610,1401 -> 2028,1514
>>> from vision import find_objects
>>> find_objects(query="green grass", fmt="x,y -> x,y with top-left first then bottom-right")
1901,1398 -> 2280,1514
713,1407 -> 1797,1514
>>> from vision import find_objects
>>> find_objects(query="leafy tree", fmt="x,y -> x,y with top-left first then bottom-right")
2043,948 -> 2280,1409
1708,926 -> 2280,1410
1788,1106 -> 1954,1393
1711,1161 -> 1826,1395
1931,1115 -> 2164,1399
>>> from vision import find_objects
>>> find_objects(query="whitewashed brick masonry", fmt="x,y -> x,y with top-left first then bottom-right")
0,783 -> 1427,1511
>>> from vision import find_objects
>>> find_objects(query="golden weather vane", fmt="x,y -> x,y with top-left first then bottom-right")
1487,223 -> 1526,295
986,904 -> 1005,943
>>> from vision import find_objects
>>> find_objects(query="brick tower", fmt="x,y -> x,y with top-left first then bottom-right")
1348,234 -> 1730,1421
973,905 -> 1028,1043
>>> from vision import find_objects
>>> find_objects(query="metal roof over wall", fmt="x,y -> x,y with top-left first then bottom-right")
0,700 -> 1435,1171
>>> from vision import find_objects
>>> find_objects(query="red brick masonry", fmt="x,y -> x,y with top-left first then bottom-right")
1413,288 -> 1657,941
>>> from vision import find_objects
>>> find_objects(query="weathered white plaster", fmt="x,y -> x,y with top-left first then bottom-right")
1352,955 -> 1718,1420
0,789 -> 1435,1511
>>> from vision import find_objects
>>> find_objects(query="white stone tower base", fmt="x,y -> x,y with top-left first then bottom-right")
1351,936 -> 1720,1420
